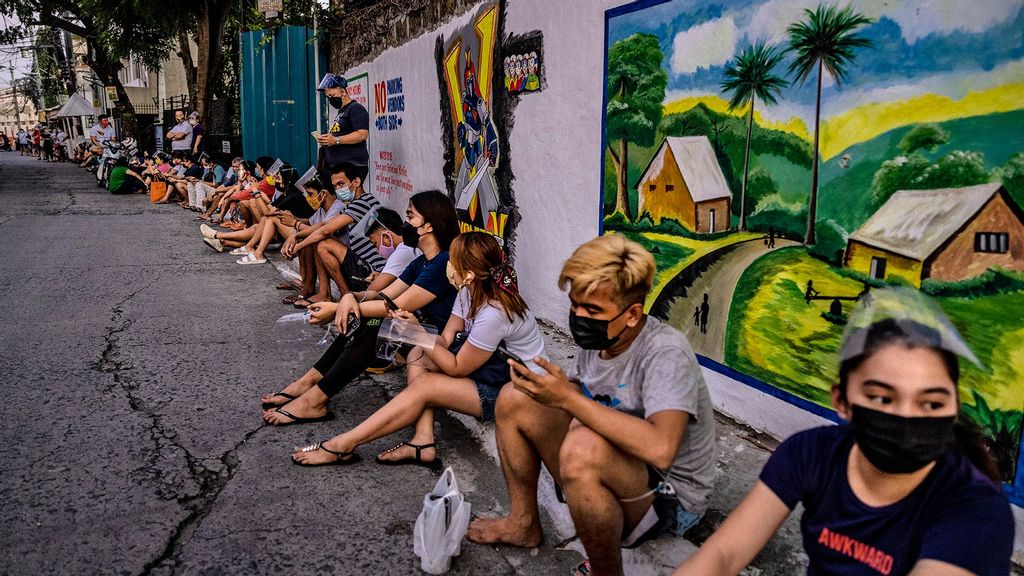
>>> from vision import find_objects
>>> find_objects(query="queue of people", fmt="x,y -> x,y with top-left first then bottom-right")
6,125 -> 68,161
68,72 -> 1014,576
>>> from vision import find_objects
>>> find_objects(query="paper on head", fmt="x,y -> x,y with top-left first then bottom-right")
268,158 -> 284,175
295,166 -> 318,189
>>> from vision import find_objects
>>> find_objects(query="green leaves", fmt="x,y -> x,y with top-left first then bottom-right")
720,41 -> 788,111
606,33 -> 667,147
785,3 -> 874,87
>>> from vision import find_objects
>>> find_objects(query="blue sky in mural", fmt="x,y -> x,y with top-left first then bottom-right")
608,0 -> 1024,121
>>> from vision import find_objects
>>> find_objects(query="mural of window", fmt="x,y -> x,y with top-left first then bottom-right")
975,232 -> 1009,253
665,184 -> 674,192
648,184 -> 656,192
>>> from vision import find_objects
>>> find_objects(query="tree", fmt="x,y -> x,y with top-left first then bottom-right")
606,33 -> 667,220
786,4 -> 873,245
999,152 -> 1024,209
720,41 -> 788,231
0,0 -> 176,136
659,113 -> 693,137
899,123 -> 949,155
871,154 -> 930,202
918,150 -> 990,189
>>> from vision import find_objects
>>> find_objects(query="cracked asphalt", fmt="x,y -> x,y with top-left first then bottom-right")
0,153 -> 577,575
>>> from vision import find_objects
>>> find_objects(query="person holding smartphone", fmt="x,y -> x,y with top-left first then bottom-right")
290,232 -> 546,468
259,190 -> 460,425
314,73 -> 369,171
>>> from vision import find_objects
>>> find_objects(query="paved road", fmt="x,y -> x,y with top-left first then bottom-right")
0,153 -> 574,575
664,238 -> 796,362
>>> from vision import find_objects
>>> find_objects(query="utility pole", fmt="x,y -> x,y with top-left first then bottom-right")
8,67 -> 23,130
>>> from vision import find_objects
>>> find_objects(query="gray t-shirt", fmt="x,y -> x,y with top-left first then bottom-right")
169,120 -> 193,150
567,316 -> 716,513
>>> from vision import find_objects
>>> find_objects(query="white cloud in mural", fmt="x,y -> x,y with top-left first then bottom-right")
884,0 -> 1021,44
738,0 -> 1020,48
670,16 -> 739,75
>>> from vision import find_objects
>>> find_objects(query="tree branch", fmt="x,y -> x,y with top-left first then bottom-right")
36,12 -> 89,37
607,143 -> 621,170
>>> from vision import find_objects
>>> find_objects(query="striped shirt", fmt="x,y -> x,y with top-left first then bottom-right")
340,191 -> 387,272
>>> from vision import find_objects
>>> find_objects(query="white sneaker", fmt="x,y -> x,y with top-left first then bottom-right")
200,223 -> 218,239
229,246 -> 252,256
203,237 -> 224,252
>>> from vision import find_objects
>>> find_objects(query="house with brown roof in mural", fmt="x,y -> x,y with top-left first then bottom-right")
844,183 -> 1024,286
635,135 -> 731,234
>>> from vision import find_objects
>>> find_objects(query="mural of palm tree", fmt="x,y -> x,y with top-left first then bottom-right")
786,4 -> 873,245
721,41 -> 788,232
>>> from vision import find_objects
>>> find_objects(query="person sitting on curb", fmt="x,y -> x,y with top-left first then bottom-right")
198,157 -> 242,222
282,162 -> 382,304
291,232 -> 546,467
107,157 -> 149,195
675,289 -> 1013,576
467,234 -> 716,576
258,190 -> 460,425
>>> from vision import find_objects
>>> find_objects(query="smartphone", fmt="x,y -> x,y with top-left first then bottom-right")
495,345 -> 526,369
344,313 -> 360,337
380,293 -> 398,312
310,131 -> 322,140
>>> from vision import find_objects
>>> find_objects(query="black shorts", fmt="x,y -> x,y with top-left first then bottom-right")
341,248 -> 372,291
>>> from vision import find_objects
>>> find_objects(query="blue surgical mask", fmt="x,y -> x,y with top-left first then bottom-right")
335,186 -> 354,202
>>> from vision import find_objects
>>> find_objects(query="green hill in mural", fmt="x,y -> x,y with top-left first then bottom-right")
818,110 -> 1024,233
603,102 -> 812,227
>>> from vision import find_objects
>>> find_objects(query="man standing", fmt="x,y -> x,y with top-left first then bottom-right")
166,110 -> 194,154
468,235 -> 716,576
314,73 -> 369,170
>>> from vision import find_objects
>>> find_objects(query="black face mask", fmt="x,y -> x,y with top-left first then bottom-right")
401,222 -> 424,249
849,404 -> 956,474
569,308 -> 630,350
327,96 -> 344,109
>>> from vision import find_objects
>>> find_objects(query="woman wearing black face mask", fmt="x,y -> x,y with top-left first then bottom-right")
260,190 -> 462,426
313,73 -> 369,171
677,288 -> 1013,576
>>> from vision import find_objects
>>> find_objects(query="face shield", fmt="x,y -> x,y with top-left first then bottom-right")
316,73 -> 348,92
839,287 -> 980,367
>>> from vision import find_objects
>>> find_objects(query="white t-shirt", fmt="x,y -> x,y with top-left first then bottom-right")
382,243 -> 420,278
451,289 -> 547,372
89,124 -> 115,143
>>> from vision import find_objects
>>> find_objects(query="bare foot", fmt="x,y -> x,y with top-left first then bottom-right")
262,395 -> 329,426
308,294 -> 331,304
466,516 -> 543,547
259,378 -> 317,407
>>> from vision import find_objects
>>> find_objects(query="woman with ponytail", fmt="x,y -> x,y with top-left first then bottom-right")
292,232 -> 547,467
677,288 -> 1013,576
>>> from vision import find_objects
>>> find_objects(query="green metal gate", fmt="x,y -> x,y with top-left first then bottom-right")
240,26 -> 327,170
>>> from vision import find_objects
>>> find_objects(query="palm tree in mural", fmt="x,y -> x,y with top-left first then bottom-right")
720,41 -> 788,232
786,3 -> 873,245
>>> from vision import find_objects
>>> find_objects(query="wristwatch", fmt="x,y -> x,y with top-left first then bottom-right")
335,136 -> 340,145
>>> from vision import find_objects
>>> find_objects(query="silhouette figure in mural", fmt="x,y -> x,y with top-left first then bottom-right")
699,293 -> 710,334
768,228 -> 776,248
804,279 -> 819,304
857,284 -> 871,303
693,305 -> 701,328
829,297 -> 843,317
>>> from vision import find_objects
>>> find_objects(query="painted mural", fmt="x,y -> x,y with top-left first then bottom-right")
435,0 -> 544,252
601,0 -> 1024,502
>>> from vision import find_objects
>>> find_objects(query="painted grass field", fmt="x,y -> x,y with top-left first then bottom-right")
725,246 -> 1024,415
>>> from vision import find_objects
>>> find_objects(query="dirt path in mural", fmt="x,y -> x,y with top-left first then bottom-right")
665,238 -> 797,362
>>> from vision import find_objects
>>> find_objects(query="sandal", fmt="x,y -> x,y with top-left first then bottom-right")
572,560 -> 591,576
229,246 -> 253,256
276,282 -> 300,291
270,407 -> 335,426
236,253 -> 267,265
292,298 -> 313,309
375,441 -> 442,469
282,293 -> 308,305
260,391 -> 297,410
292,442 -> 362,467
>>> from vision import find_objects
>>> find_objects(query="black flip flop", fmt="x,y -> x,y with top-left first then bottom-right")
269,407 -> 336,426
260,391 -> 297,410
292,442 -> 362,467
375,441 -> 442,470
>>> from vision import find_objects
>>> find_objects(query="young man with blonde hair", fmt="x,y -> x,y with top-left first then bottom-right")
467,235 -> 716,576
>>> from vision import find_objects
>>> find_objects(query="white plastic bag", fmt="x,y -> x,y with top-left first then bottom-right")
413,467 -> 472,574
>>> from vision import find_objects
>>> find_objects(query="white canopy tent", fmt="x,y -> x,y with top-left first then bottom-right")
53,93 -> 97,157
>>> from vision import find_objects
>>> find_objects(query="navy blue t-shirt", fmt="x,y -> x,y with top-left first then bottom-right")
398,251 -> 457,329
760,425 -> 1013,576
323,100 -> 370,168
